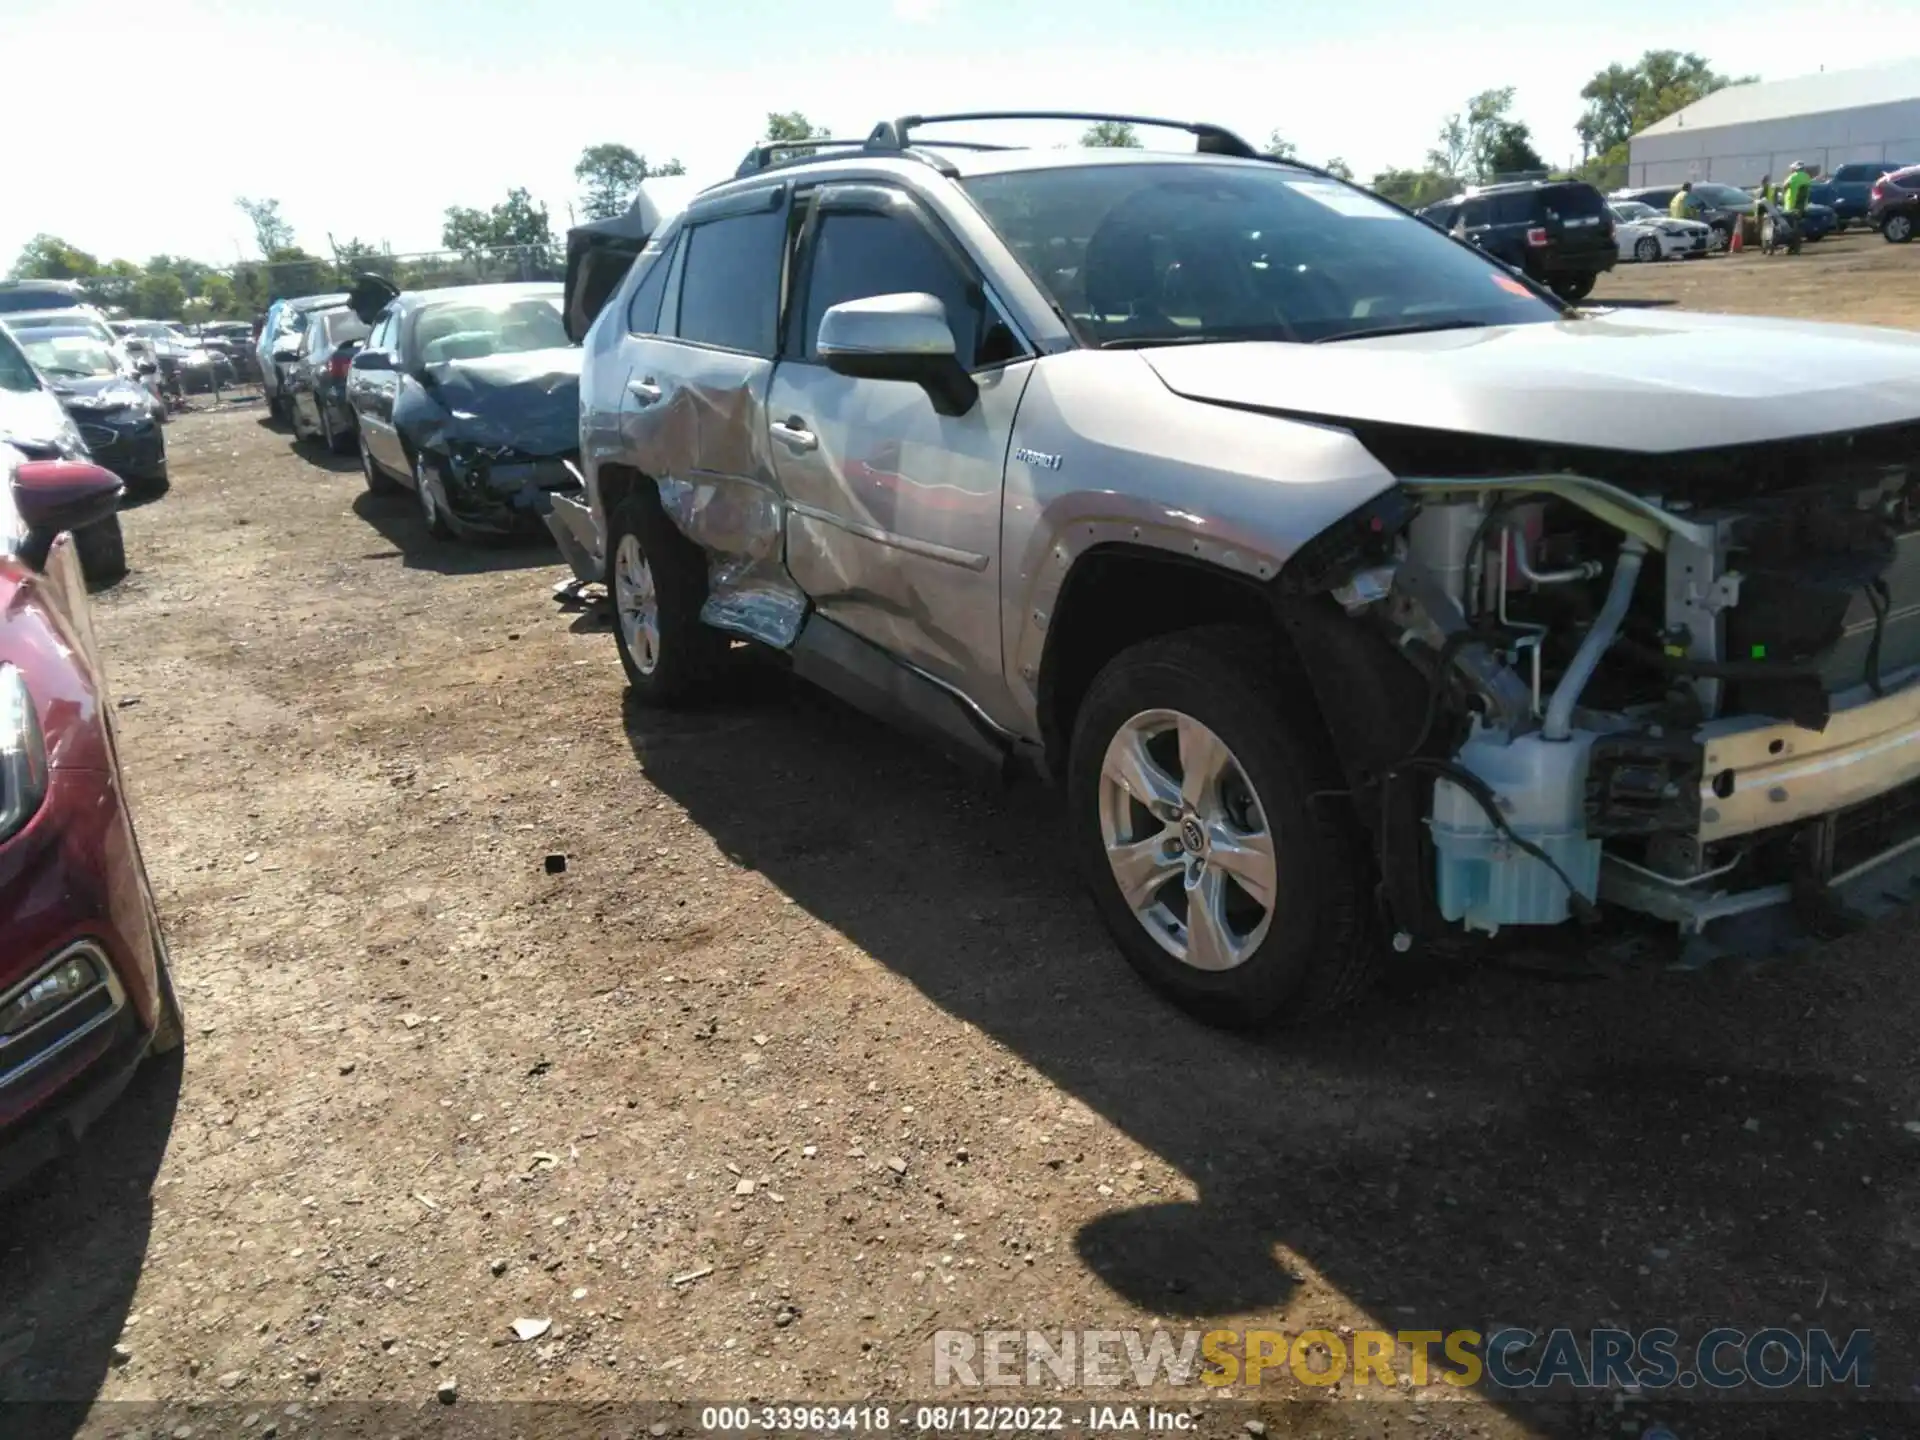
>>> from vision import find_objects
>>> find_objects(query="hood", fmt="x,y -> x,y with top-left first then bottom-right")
51,374 -> 153,411
424,346 -> 581,457
1140,310 -> 1920,454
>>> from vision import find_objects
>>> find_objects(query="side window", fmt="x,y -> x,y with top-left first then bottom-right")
625,232 -> 679,335
1459,199 -> 1489,227
674,209 -> 785,356
798,207 -> 987,368
1490,193 -> 1534,225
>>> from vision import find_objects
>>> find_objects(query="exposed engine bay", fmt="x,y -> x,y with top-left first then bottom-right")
1319,418 -> 1920,960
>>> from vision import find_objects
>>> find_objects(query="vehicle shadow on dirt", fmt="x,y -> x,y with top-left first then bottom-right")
286,437 -> 362,476
348,492 -> 559,577
0,1051 -> 182,1437
625,671 -> 1917,1433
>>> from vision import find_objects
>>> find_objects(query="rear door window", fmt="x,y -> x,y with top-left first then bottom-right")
1488,192 -> 1536,225
1459,199 -> 1489,227
674,208 -> 786,356
625,231 -> 679,335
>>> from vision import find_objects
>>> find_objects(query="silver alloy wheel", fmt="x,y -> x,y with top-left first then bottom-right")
415,456 -> 441,529
1889,214 -> 1914,243
1635,236 -> 1660,263
1097,708 -> 1278,972
613,532 -> 661,675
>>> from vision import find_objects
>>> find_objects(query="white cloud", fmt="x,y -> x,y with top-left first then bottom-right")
892,0 -> 945,22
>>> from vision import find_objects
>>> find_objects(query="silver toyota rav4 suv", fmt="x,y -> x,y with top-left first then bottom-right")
566,110 -> 1920,1027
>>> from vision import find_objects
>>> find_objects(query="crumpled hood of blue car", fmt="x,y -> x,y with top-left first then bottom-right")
425,346 -> 582,457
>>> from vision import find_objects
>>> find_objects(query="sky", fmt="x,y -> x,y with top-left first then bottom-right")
6,0 -> 1914,271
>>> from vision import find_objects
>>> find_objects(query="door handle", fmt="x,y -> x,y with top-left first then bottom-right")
627,377 -> 663,406
770,416 -> 817,453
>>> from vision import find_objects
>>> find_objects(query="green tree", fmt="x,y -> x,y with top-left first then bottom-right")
1429,88 -> 1545,184
574,143 -> 688,220
1081,120 -> 1141,148
132,271 -> 187,319
1265,130 -> 1298,160
236,197 -> 295,257
1577,51 -> 1754,158
1324,157 -> 1354,181
441,188 -> 555,273
763,110 -> 829,159
9,233 -> 99,280
83,258 -> 142,310
1369,167 -> 1455,209
198,273 -> 238,318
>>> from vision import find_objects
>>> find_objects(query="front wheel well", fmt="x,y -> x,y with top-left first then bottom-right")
1038,546 -> 1297,771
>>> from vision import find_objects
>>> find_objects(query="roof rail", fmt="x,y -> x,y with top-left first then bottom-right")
866,110 -> 1263,159
732,136 -> 872,179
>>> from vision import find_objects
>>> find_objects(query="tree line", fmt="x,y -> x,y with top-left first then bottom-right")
7,60 -> 1748,318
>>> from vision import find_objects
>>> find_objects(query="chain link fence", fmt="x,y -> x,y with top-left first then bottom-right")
226,244 -> 563,316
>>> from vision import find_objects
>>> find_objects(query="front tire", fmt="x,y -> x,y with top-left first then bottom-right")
414,455 -> 454,540
1633,236 -> 1661,263
1066,626 -> 1376,1028
606,485 -> 727,706
147,915 -> 184,1056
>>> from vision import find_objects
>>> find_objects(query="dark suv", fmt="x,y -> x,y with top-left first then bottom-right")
1417,181 -> 1615,302
1868,165 -> 1919,243
1831,160 -> 1914,226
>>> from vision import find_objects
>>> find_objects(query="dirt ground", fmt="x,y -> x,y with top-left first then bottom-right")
4,232 -> 1920,1440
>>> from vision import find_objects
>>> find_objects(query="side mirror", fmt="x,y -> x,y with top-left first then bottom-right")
816,293 -> 977,417
351,350 -> 394,372
11,460 -> 124,537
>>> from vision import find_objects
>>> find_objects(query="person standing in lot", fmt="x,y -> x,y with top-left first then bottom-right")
1773,161 -> 1813,254
1669,181 -> 1698,220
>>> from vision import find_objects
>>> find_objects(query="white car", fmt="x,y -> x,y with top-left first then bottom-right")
1609,201 -> 1713,262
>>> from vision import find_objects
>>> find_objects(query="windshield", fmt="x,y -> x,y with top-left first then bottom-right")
411,292 -> 567,363
15,330 -> 119,378
12,312 -> 116,347
961,163 -> 1558,347
1611,202 -> 1657,222
128,321 -> 189,341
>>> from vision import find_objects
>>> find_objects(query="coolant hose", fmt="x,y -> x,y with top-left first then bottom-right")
1543,537 -> 1647,741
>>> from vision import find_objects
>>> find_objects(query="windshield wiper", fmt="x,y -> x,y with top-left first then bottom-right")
40,365 -> 93,377
1313,319 -> 1490,344
1097,334 -> 1250,351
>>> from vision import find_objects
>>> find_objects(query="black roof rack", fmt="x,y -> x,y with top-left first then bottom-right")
866,110 -> 1263,159
733,136 -> 874,178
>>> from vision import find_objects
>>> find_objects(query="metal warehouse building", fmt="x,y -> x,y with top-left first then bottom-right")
1627,58 -> 1920,187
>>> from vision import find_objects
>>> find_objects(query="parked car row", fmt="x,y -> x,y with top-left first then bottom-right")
272,280 -> 585,542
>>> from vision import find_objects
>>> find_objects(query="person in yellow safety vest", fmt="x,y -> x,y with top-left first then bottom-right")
1782,161 -> 1813,214
1669,181 -> 1698,219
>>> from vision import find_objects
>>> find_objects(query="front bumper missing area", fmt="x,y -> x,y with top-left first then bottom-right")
1599,669 -> 1920,960
1698,669 -> 1920,842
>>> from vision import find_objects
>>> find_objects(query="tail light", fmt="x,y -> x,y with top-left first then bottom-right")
1873,181 -> 1887,199
1525,227 -> 1550,247
327,354 -> 352,381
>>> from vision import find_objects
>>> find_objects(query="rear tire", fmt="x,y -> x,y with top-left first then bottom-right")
1886,214 -> 1915,244
74,512 -> 128,585
360,432 -> 400,494
321,403 -> 351,455
606,483 -> 727,706
1551,274 -> 1596,303
1066,625 -> 1377,1028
